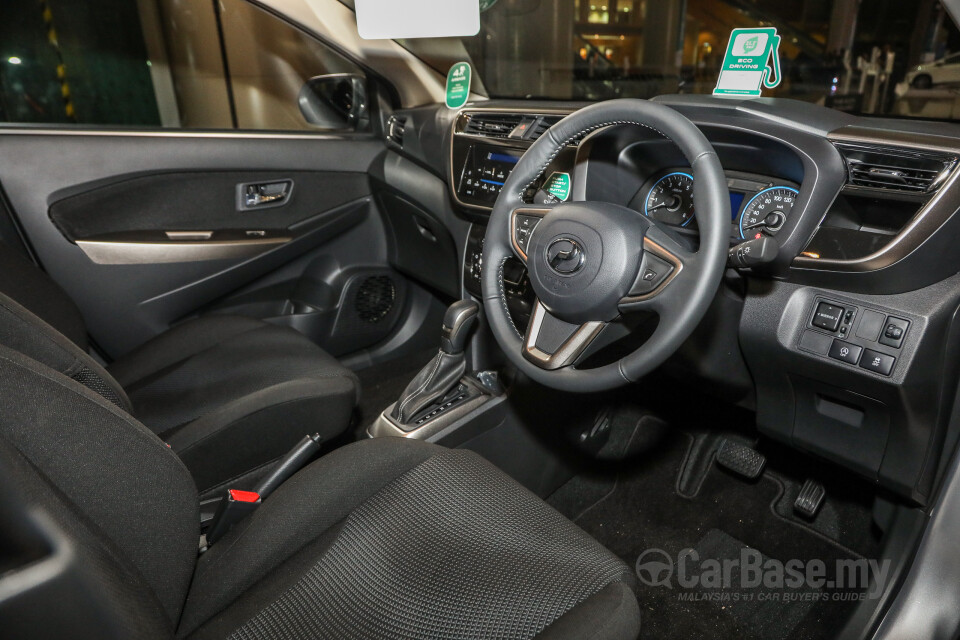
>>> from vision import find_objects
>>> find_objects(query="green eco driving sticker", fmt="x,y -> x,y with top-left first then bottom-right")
479,0 -> 498,12
713,27 -> 782,98
544,172 -> 572,201
446,62 -> 472,110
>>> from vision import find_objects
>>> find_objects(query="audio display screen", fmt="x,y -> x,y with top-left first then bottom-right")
457,144 -> 523,206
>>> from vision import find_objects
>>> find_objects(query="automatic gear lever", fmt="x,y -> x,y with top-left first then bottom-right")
440,299 -> 480,355
391,300 -> 479,425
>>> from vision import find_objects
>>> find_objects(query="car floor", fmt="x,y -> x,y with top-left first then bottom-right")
547,398 -> 884,640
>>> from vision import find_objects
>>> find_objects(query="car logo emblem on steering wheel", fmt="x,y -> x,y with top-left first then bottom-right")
546,238 -> 585,275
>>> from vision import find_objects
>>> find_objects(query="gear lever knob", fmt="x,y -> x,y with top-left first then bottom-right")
440,300 -> 480,355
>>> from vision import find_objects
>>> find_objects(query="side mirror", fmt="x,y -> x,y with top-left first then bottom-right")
298,74 -> 368,131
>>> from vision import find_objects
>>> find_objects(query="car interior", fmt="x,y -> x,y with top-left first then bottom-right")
3,0 -> 960,639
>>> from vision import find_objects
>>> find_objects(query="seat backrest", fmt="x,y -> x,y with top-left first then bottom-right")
0,243 -> 89,350
0,291 -> 132,412
0,345 -> 199,632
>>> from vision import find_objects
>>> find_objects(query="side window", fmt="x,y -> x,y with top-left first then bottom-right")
0,0 -> 369,132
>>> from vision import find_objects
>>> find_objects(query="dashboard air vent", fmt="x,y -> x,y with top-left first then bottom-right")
386,115 -> 407,148
836,143 -> 957,195
462,113 -> 524,139
527,116 -> 564,142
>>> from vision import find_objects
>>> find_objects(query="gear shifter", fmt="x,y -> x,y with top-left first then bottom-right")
391,300 -> 479,425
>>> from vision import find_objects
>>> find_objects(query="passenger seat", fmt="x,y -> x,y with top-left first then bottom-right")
0,244 -> 359,494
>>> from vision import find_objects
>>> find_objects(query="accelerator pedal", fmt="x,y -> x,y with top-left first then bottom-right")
794,479 -> 826,519
715,440 -> 766,479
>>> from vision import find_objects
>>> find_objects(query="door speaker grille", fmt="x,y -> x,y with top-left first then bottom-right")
355,276 -> 396,323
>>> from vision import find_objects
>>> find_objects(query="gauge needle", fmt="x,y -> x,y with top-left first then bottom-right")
743,211 -> 785,230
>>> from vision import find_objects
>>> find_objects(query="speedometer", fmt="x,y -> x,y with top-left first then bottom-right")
645,172 -> 695,227
738,186 -> 799,239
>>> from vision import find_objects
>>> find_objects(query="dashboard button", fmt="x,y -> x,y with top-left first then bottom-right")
879,317 -> 909,349
859,349 -> 895,376
829,339 -> 862,365
813,302 -> 845,332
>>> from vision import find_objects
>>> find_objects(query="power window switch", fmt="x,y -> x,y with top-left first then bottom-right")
829,340 -> 862,365
859,349 -> 896,376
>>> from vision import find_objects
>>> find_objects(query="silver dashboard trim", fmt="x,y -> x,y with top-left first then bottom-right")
449,107 -> 575,212
792,127 -> 960,272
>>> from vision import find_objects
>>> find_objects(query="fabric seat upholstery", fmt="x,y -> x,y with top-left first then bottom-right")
108,315 -> 359,492
0,245 -> 359,493
0,345 -> 641,640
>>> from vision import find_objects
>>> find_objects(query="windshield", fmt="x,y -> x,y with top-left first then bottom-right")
371,0 -> 960,121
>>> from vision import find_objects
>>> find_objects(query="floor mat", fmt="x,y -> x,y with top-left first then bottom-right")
549,413 -> 879,640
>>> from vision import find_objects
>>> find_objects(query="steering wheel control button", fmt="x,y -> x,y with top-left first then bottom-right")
812,302 -> 845,332
879,317 -> 910,349
513,215 -> 542,255
629,252 -> 674,296
546,238 -> 585,275
859,349 -> 896,376
829,339 -> 862,365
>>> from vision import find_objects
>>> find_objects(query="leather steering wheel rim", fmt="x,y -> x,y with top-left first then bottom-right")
481,99 -> 730,393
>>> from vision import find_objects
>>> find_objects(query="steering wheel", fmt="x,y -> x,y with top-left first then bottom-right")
481,99 -> 729,393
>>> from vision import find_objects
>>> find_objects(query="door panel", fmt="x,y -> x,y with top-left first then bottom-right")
0,132 -> 400,357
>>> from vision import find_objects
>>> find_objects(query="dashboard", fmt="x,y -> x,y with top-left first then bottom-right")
449,108 -> 814,255
382,94 -> 960,506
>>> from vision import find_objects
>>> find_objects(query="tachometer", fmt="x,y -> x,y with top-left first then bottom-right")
739,186 -> 799,239
644,172 -> 695,227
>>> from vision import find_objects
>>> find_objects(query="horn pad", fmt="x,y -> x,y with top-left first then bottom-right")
526,202 -> 648,324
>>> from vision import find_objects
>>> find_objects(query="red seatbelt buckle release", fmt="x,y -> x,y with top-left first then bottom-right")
205,489 -> 261,546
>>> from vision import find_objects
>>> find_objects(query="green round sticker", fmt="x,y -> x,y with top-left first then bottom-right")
479,0 -> 498,11
446,62 -> 472,110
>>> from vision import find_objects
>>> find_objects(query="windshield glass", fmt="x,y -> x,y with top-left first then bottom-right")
364,0 -> 960,121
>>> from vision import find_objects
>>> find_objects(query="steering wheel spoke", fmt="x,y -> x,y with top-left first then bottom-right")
619,224 -> 691,309
522,300 -> 605,370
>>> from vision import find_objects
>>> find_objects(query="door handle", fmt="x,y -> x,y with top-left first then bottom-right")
238,180 -> 293,210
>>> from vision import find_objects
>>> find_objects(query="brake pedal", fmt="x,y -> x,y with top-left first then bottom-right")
715,440 -> 766,479
794,479 -> 826,519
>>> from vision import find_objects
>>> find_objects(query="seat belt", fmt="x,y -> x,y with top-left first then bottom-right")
202,433 -> 323,548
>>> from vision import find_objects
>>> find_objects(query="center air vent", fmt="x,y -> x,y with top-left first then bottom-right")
836,143 -> 957,195
462,113 -> 524,139
460,113 -> 571,143
527,116 -> 564,142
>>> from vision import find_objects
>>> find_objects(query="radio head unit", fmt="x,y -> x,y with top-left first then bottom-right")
455,143 -> 523,207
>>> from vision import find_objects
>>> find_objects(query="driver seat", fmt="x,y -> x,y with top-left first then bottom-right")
0,344 -> 641,640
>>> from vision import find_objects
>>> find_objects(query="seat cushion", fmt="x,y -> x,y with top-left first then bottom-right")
108,315 -> 360,492
181,438 -> 640,640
